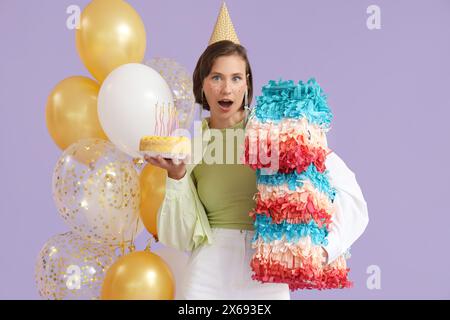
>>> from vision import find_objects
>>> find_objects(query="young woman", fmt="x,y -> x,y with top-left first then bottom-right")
145,40 -> 369,300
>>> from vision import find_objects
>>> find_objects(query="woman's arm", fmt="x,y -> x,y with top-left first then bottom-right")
322,151 -> 369,264
156,168 -> 213,252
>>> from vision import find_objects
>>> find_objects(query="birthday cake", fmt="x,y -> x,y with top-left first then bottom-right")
139,135 -> 191,160
244,79 -> 352,290
139,101 -> 191,160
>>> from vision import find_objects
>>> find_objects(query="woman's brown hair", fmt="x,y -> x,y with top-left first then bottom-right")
193,40 -> 253,111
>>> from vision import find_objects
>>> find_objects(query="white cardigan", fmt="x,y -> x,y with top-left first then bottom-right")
322,151 -> 369,263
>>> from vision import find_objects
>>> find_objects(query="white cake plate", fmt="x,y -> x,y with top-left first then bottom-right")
139,150 -> 190,161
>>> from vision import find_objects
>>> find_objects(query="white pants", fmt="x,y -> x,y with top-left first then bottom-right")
180,228 -> 290,300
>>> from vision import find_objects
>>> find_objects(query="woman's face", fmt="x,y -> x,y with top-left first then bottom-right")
202,54 -> 248,121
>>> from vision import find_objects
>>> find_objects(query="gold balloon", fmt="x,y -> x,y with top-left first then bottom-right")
76,0 -> 147,83
101,251 -> 175,300
140,164 -> 167,237
45,76 -> 108,150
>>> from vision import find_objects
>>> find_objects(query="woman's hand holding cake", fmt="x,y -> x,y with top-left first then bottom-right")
144,155 -> 187,180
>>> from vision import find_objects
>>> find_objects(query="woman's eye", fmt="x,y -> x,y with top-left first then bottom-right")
232,76 -> 242,82
212,75 -> 221,81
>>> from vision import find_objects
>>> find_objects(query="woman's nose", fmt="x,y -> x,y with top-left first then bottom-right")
221,80 -> 232,94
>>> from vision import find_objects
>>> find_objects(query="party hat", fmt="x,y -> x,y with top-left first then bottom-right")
208,2 -> 240,45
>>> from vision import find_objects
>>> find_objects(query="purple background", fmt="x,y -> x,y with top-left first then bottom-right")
1,0 -> 449,299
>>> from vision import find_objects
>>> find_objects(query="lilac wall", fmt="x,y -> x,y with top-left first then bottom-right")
1,0 -> 449,299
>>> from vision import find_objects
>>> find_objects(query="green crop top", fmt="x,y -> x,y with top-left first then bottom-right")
192,117 -> 256,231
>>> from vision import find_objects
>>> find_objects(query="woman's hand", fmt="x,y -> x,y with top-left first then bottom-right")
144,155 -> 187,180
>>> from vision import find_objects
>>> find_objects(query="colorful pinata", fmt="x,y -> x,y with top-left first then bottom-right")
244,79 -> 352,290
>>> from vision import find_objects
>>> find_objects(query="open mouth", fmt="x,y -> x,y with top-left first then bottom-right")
218,100 -> 234,108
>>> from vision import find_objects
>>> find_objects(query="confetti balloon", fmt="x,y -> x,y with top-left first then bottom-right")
145,58 -> 196,129
35,231 -> 116,300
52,138 -> 143,245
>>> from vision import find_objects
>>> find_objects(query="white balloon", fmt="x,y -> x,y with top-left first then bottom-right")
153,245 -> 189,300
98,63 -> 174,158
